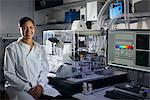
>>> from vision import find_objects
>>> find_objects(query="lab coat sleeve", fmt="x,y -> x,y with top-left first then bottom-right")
37,46 -> 49,88
4,47 -> 31,92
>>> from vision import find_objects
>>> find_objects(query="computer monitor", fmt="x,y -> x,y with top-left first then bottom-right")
107,29 -> 150,72
109,2 -> 123,19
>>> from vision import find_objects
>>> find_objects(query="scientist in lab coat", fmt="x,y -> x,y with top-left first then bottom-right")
3,17 -> 60,100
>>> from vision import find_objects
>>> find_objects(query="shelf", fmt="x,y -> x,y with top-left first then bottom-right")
74,29 -> 101,35
136,49 -> 150,52
35,0 -> 106,11
36,22 -> 71,26
36,23 -> 72,30
109,63 -> 150,73
1,34 -> 20,40
34,0 -> 107,31
106,12 -> 150,26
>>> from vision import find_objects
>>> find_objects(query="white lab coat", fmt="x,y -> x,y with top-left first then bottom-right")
4,38 -> 60,100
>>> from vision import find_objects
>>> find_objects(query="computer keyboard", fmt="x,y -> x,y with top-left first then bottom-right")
114,83 -> 141,94
104,89 -> 144,100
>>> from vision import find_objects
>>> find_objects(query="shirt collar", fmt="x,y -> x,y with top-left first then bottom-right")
17,37 -> 41,54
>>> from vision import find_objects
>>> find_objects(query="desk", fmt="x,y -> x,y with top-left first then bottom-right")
48,71 -> 127,96
73,87 -> 113,100
66,71 -> 127,83
73,85 -> 149,100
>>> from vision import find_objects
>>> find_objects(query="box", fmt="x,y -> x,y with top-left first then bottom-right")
86,1 -> 98,21
64,10 -> 80,23
80,7 -> 86,21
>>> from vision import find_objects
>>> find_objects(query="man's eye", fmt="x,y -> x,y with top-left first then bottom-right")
30,26 -> 34,29
22,27 -> 27,30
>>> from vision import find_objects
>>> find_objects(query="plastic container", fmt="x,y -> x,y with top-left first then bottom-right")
64,9 -> 80,23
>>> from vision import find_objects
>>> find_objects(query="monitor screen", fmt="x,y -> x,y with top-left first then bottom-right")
107,30 -> 150,72
109,2 -> 123,19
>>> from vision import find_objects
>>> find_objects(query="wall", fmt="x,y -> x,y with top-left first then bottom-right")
0,0 -> 2,36
0,0 -> 34,87
0,0 -> 33,34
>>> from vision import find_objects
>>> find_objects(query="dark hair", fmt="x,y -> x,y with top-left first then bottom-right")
19,17 -> 35,27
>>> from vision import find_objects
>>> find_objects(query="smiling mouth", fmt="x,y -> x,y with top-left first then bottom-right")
27,34 -> 32,36
26,33 -> 33,36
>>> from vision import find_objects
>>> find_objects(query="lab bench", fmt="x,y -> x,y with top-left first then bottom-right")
73,82 -> 150,100
48,71 -> 127,97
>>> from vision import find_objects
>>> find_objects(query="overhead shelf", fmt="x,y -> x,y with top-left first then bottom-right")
36,23 -> 72,30
1,33 -> 20,40
35,0 -> 106,12
105,12 -> 150,29
73,29 -> 101,35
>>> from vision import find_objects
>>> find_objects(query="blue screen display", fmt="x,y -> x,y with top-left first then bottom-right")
109,2 -> 123,19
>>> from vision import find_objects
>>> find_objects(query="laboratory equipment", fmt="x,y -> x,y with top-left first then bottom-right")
107,29 -> 150,72
64,9 -> 80,23
80,7 -> 86,22
109,1 -> 123,19
43,30 -> 73,78
82,82 -> 88,94
43,29 -> 105,78
72,30 -> 107,77
71,20 -> 87,30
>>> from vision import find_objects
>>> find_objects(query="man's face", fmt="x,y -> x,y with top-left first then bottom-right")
20,20 -> 35,39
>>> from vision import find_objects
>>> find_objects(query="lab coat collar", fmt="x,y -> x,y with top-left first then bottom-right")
17,37 -> 41,54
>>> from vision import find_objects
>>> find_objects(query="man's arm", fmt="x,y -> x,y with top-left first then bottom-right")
4,47 -> 31,92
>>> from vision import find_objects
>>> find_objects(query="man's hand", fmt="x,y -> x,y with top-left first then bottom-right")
28,85 -> 43,99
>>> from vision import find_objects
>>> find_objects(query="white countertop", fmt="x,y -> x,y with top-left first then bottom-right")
73,86 -> 114,100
